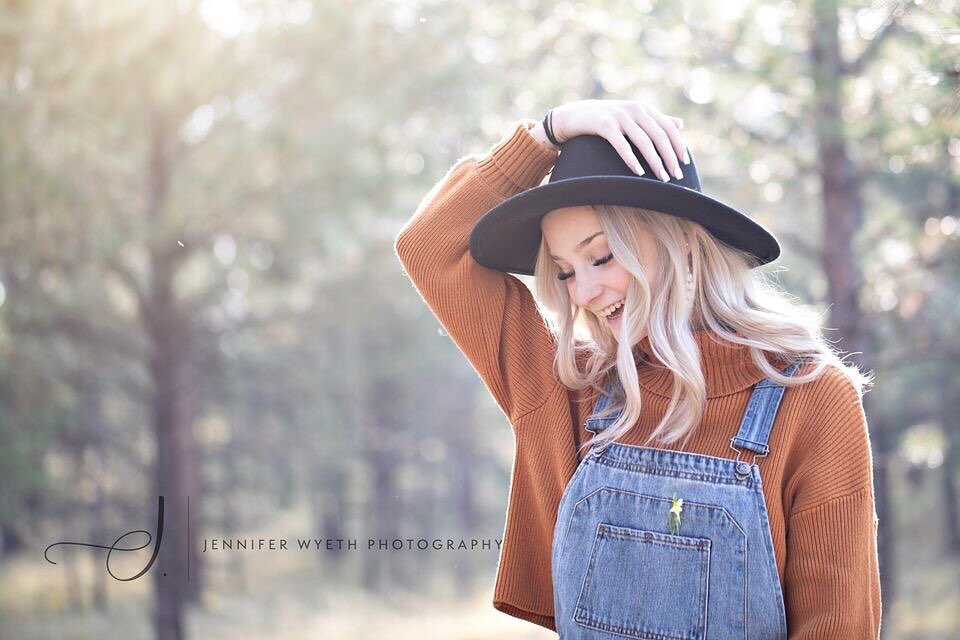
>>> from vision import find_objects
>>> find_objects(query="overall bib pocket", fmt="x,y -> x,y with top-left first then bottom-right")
574,521 -> 710,640
560,487 -> 748,639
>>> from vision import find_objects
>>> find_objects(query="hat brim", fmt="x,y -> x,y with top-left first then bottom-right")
468,176 -> 780,276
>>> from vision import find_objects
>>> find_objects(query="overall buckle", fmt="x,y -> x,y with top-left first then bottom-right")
729,438 -> 766,479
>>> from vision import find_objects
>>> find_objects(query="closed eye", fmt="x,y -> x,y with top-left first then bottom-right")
557,253 -> 615,281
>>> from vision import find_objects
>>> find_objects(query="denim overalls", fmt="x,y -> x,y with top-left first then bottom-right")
552,361 -> 801,639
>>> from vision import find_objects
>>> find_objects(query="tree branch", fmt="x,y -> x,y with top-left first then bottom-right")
842,3 -> 918,76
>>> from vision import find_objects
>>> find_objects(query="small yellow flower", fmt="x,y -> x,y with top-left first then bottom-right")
668,493 -> 683,535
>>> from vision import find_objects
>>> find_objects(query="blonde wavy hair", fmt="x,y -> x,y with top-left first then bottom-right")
532,203 -> 873,458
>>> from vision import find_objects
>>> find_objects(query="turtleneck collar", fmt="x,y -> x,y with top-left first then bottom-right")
634,329 -> 774,398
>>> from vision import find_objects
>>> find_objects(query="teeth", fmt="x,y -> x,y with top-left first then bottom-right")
599,299 -> 624,318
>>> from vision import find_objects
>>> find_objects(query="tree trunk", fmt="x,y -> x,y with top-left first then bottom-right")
142,112 -> 200,640
810,0 -> 894,620
941,156 -> 960,557
448,371 -> 478,599
316,464 -> 348,572
147,275 -> 197,640
941,383 -> 960,556
361,374 -> 402,595
810,0 -> 865,350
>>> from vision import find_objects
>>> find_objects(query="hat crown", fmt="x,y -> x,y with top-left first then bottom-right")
549,135 -> 700,193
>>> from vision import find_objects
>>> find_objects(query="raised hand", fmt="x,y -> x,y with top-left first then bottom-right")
546,99 -> 689,182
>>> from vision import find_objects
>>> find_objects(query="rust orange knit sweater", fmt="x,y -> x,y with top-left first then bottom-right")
394,119 -> 882,638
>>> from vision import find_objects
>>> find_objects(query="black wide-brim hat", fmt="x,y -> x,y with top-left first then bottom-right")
468,133 -> 780,276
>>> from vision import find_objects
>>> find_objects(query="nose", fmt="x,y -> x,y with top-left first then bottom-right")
570,270 -> 603,310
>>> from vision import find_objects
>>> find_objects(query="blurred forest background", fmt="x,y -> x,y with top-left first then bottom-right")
0,0 -> 958,638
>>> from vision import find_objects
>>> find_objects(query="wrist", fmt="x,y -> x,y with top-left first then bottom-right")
542,109 -> 564,146
477,120 -> 559,196
529,120 -> 560,152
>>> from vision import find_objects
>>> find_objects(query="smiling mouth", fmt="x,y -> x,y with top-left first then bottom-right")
597,299 -> 625,319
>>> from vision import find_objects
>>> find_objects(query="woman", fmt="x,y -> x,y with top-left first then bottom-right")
394,99 -> 881,639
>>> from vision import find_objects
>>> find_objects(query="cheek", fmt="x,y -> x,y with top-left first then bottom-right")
610,263 -> 633,292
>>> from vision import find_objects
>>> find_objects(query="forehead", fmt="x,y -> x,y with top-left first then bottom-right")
540,205 -> 601,252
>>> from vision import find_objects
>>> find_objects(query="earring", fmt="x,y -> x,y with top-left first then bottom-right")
685,269 -> 694,300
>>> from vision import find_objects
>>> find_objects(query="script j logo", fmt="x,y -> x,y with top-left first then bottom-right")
44,495 -> 165,581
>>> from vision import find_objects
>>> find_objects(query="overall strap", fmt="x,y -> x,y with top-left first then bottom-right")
585,360 -> 804,448
729,360 -> 803,464
584,377 -> 621,434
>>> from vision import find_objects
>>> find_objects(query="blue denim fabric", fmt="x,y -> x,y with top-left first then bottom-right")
552,361 -> 802,639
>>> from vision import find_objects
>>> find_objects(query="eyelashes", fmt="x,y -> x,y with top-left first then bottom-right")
557,253 -> 615,281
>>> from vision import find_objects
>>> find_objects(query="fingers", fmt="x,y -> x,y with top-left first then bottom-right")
558,99 -> 690,179
618,107 -> 681,182
617,120 -> 658,179
648,109 -> 690,168
633,106 -> 685,180
597,118 -> 646,177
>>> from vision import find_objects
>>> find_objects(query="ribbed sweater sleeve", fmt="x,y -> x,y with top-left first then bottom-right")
394,120 -> 562,422
783,367 -> 882,639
